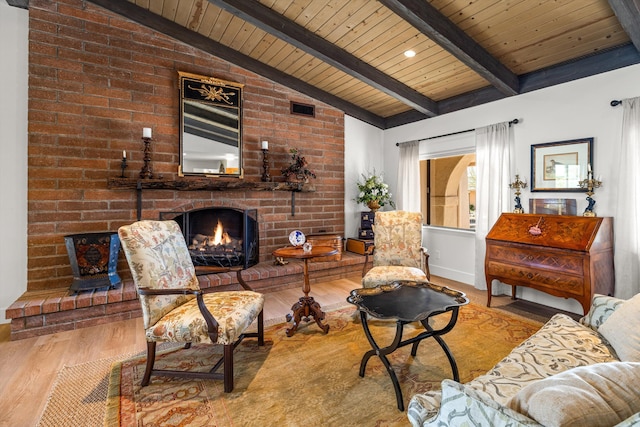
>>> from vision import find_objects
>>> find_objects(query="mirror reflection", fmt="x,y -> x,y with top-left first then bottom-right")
179,71 -> 243,176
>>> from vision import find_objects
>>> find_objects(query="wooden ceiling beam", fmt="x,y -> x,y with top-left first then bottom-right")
387,44 -> 640,128
439,44 -> 640,116
206,0 -> 439,116
379,0 -> 519,97
85,0 -> 386,129
608,0 -> 640,53
5,0 -> 29,9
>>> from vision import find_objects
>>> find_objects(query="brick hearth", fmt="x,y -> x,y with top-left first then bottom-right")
7,253 -> 366,340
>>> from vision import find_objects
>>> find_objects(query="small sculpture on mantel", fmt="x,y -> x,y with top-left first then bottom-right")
281,147 -> 316,183
509,174 -> 527,213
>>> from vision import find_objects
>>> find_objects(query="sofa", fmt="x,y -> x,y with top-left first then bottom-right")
407,293 -> 640,427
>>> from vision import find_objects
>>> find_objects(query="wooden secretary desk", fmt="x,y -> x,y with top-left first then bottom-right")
485,213 -> 614,314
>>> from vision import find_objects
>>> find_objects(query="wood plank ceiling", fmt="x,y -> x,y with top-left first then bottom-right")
13,0 -> 640,129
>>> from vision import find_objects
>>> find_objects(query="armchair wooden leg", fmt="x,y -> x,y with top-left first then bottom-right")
425,253 -> 431,281
257,310 -> 264,346
223,344 -> 234,392
142,341 -> 156,386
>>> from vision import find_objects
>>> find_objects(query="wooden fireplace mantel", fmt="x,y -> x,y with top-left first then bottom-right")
107,177 -> 316,192
107,177 -> 315,218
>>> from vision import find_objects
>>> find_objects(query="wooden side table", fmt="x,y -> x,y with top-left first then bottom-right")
272,245 -> 338,337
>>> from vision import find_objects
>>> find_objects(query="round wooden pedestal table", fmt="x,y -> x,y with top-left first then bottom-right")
272,245 -> 338,337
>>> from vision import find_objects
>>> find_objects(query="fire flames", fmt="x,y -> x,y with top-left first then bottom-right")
181,210 -> 256,268
212,219 -> 232,246
188,219 -> 239,253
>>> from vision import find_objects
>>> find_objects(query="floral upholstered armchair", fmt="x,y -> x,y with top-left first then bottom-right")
362,210 -> 430,288
118,220 -> 264,392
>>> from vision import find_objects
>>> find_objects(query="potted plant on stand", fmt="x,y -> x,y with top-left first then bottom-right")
281,148 -> 317,183
355,171 -> 395,212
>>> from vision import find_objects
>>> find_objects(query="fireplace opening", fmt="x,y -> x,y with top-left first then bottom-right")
161,207 -> 258,269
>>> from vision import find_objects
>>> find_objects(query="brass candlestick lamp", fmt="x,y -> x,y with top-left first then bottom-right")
509,174 -> 527,213
579,165 -> 602,217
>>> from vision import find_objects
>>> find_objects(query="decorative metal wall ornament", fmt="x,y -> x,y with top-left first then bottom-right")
188,83 -> 236,104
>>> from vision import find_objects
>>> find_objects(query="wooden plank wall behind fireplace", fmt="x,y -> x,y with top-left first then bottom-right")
25,0 -> 345,293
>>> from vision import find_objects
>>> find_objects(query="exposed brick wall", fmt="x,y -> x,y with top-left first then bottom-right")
26,0 -> 345,292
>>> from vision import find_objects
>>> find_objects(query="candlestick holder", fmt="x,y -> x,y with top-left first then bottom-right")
120,156 -> 128,178
261,149 -> 271,182
579,172 -> 602,217
139,136 -> 154,179
509,174 -> 527,213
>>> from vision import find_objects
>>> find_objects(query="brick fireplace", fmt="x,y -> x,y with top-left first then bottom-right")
24,0 -> 346,294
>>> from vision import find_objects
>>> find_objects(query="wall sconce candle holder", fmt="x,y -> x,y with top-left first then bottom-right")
261,148 -> 271,182
139,136 -> 154,179
579,171 -> 602,217
509,174 -> 527,213
120,156 -> 128,178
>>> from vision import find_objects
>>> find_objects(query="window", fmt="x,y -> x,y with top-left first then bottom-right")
420,154 -> 476,230
417,130 -> 476,230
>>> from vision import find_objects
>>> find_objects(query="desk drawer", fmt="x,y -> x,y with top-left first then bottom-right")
487,244 -> 584,275
486,260 -> 585,296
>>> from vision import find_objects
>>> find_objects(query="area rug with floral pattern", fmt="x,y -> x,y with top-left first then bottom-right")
104,304 -> 541,426
38,303 -> 543,427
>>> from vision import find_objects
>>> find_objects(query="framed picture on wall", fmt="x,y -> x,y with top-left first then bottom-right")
531,137 -> 593,192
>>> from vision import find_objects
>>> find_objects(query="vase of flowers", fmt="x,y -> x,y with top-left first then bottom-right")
355,172 -> 395,212
281,148 -> 316,183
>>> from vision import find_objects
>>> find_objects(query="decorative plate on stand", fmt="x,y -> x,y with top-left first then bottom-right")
289,230 -> 306,247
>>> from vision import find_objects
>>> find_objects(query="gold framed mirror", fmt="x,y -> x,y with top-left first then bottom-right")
178,71 -> 243,177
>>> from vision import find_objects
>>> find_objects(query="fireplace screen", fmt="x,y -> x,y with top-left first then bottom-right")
161,208 -> 258,269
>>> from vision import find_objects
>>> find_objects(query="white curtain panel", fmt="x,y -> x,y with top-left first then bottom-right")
397,140 -> 421,212
474,122 -> 514,290
613,97 -> 640,299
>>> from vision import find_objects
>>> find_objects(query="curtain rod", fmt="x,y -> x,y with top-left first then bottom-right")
396,118 -> 520,146
611,100 -> 622,106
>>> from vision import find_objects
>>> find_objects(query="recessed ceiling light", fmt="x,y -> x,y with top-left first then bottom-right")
404,50 -> 416,58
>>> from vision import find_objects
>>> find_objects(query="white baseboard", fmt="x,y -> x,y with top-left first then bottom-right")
430,265 -> 474,286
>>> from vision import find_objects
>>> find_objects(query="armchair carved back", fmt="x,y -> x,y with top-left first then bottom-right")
372,211 -> 423,269
119,220 -> 199,329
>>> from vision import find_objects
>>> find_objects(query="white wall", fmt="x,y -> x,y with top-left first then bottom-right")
344,116 -> 385,238
1,2 -> 29,323
376,63 -> 640,314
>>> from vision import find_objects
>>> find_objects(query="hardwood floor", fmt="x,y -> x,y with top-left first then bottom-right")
0,274 -> 522,426
0,275 -> 363,426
